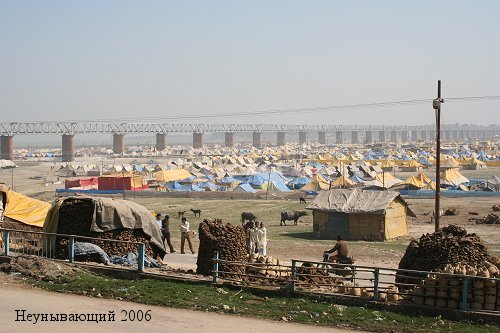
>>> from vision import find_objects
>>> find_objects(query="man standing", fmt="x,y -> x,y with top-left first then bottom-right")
161,214 -> 175,253
256,222 -> 267,256
155,213 -> 162,230
245,221 -> 257,254
180,217 -> 195,254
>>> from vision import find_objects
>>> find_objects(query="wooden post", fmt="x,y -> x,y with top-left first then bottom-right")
460,277 -> 469,311
434,80 -> 442,232
291,260 -> 297,292
4,230 -> 10,256
373,268 -> 380,301
138,243 -> 145,272
68,236 -> 75,263
212,251 -> 220,284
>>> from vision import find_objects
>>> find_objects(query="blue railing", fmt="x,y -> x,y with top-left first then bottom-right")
0,228 -> 146,272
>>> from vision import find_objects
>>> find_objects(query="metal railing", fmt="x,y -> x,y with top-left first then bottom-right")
0,228 -> 146,271
211,253 -> 500,313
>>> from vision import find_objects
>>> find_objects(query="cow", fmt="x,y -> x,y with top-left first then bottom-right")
280,211 -> 308,226
241,212 -> 257,225
191,208 -> 202,217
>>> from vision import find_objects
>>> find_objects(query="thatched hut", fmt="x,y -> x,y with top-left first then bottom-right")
307,189 -> 415,241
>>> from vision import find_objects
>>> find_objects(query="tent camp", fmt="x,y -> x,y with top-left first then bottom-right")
307,189 -> 415,241
0,185 -> 51,228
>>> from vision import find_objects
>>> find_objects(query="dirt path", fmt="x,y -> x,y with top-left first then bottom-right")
0,277 -> 360,333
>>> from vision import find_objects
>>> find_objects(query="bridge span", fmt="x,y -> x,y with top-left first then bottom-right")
0,122 -> 498,161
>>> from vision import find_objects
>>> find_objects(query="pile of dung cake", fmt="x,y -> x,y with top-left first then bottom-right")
55,198 -> 163,260
397,225 -> 498,287
196,219 -> 247,276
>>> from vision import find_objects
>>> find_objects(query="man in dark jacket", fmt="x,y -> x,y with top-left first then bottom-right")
161,214 -> 175,253
323,234 -> 348,262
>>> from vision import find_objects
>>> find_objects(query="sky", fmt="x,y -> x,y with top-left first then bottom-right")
1,0 -> 499,129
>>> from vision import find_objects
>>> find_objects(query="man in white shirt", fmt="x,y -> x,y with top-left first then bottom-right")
180,217 -> 195,254
155,213 -> 162,229
256,222 -> 267,256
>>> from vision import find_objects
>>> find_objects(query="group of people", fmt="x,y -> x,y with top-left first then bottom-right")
154,213 -> 195,255
243,221 -> 267,256
153,213 -> 348,264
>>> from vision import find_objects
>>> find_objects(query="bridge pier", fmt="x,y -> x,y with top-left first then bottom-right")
61,134 -> 75,162
390,131 -> 397,143
336,131 -> 344,144
113,133 -> 125,155
350,131 -> 358,144
193,132 -> 203,148
443,130 -> 451,141
401,130 -> 408,142
299,132 -> 307,145
365,130 -> 372,144
411,130 -> 418,142
277,132 -> 285,146
428,130 -> 435,141
318,131 -> 326,144
156,133 -> 167,151
0,135 -> 14,160
253,132 -> 262,148
378,131 -> 385,143
224,132 -> 234,147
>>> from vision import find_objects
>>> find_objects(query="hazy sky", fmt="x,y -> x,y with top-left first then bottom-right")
1,0 -> 499,126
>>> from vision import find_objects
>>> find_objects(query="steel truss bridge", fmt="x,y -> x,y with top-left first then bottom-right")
1,122 -> 498,135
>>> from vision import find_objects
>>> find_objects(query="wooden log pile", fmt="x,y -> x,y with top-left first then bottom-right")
397,225 -> 496,286
196,219 -> 247,276
55,198 -> 162,260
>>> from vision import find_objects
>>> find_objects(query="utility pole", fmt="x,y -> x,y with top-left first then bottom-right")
433,80 -> 444,232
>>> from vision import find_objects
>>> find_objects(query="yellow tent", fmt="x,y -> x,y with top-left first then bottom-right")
401,160 -> 423,168
0,188 -> 51,228
380,160 -> 396,168
422,181 -> 447,191
330,175 -> 354,187
300,176 -> 330,191
403,176 -> 425,188
463,158 -> 486,166
154,169 -> 192,182
415,173 -> 431,184
440,168 -> 469,186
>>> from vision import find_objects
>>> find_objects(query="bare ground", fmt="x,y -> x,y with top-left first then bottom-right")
2,161 -> 499,270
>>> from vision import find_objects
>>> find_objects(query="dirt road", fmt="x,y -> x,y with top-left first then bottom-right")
0,283 -> 360,333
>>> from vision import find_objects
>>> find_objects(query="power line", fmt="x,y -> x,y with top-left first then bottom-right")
27,95 -> 500,123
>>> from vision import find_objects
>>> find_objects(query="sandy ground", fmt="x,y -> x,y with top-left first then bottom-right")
0,274 -> 358,333
1,160 -> 499,270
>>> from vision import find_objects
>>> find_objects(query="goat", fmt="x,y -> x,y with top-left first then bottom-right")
191,208 -> 202,217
